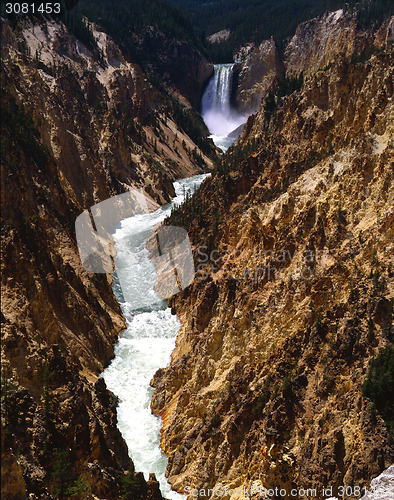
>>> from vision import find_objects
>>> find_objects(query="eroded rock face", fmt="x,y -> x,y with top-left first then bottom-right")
284,9 -> 357,78
1,17 -> 211,499
233,39 -> 283,115
207,30 -> 231,44
1,425 -> 27,500
2,20 -> 213,207
151,42 -> 394,499
232,11 -> 394,117
284,11 -> 394,78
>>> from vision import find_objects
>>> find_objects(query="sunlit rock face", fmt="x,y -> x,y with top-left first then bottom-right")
284,9 -> 357,78
233,38 -> 283,115
231,11 -> 394,117
285,11 -> 394,79
151,15 -> 394,499
360,465 -> 394,500
1,17 -> 211,498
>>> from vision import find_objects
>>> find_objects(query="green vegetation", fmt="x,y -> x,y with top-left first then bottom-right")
351,45 -> 384,65
363,346 -> 394,439
252,376 -> 272,417
169,0 -> 393,62
165,179 -> 206,228
166,96 -> 216,157
2,0 -> 392,65
264,74 -> 304,120
355,0 -> 394,29
169,0 -> 336,61
61,8 -> 99,54
79,0 -> 204,59
121,466 -> 145,500
148,74 -> 216,157
51,450 -> 90,497
51,450 -> 73,497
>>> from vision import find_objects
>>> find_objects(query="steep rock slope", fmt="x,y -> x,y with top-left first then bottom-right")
1,17 -> 214,498
233,39 -> 283,115
284,9 -> 359,78
79,0 -> 214,110
232,10 -> 393,115
152,30 -> 394,500
2,20 -> 214,208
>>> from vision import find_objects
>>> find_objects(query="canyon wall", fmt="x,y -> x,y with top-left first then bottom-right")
233,39 -> 283,115
1,17 -> 214,498
233,10 -> 394,116
152,18 -> 394,500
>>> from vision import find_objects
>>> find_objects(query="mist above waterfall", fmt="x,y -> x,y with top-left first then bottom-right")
201,64 -> 246,150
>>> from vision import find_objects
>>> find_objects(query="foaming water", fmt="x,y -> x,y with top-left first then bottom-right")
201,63 -> 245,151
103,174 -> 209,499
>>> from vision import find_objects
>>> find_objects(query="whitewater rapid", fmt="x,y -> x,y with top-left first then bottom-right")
102,174 -> 208,499
201,63 -> 245,151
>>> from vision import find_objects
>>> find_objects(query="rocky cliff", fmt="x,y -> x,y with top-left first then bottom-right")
284,9 -> 358,78
232,10 -> 394,115
233,39 -> 283,115
1,16 -> 214,498
152,18 -> 394,500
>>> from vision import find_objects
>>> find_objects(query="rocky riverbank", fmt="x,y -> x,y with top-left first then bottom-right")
1,16 -> 214,498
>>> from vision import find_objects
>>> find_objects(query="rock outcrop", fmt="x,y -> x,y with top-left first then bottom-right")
1,17 -> 214,498
284,9 -> 358,78
232,10 -> 394,115
207,30 -> 231,44
2,20 -> 214,208
360,464 -> 394,500
152,25 -> 394,500
233,39 -> 283,115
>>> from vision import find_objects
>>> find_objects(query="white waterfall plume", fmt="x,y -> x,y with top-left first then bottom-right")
201,64 -> 245,150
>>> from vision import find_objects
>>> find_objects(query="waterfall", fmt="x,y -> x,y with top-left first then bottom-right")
201,64 -> 245,151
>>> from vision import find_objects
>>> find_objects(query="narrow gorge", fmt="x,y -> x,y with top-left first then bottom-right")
1,8 -> 215,498
1,2 -> 393,500
103,174 -> 208,500
152,12 -> 394,499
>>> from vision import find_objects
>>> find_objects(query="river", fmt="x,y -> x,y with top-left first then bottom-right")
102,174 -> 209,499
102,63 -> 241,500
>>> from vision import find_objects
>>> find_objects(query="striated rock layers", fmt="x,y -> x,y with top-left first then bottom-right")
233,10 -> 394,115
1,17 -> 213,499
233,39 -> 283,115
151,30 -> 394,500
283,9 -> 359,79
